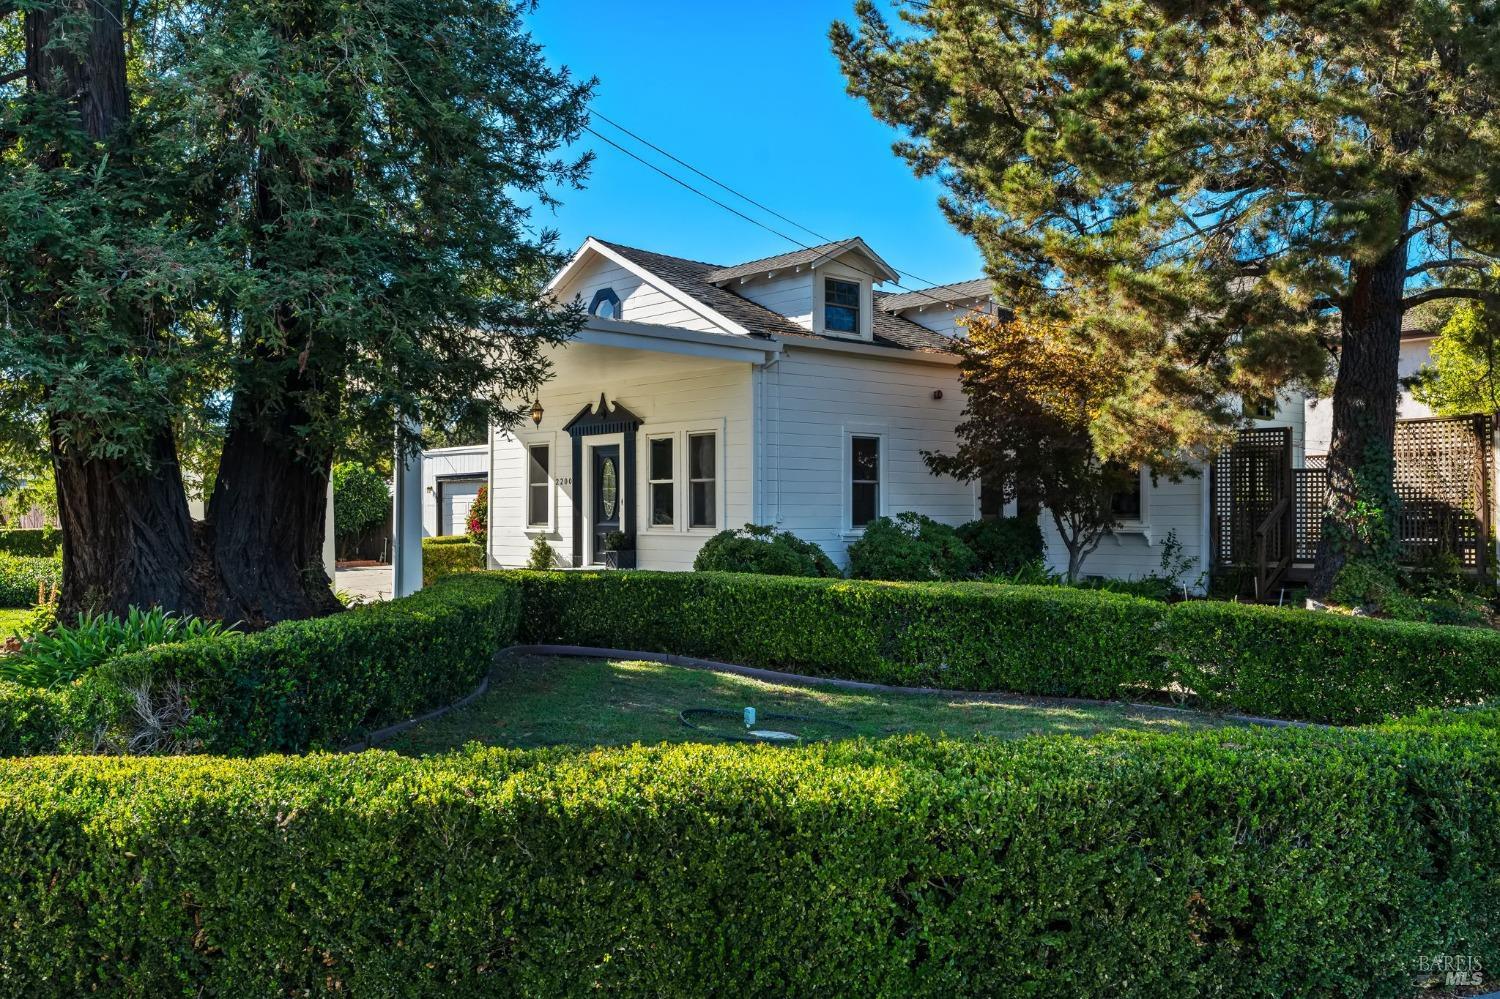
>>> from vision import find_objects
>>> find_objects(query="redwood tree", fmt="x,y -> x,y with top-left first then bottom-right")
834,0 -> 1500,594
1,0 -> 589,623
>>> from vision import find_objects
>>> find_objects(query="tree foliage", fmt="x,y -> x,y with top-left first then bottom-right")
331,462 -> 389,543
1410,301 -> 1500,416
834,0 -> 1500,591
925,312 -> 1141,580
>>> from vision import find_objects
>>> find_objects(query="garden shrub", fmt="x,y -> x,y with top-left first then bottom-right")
0,553 -> 60,608
514,571 -> 1164,698
1163,598 -> 1500,723
0,681 -> 68,756
0,718 -> 1493,996
331,462 -> 389,543
847,512 -> 977,581
692,524 -> 840,577
526,535 -> 558,571
72,573 -> 521,754
422,536 -> 487,585
466,484 -> 488,549
0,607 -> 235,688
0,527 -> 61,557
956,516 -> 1043,575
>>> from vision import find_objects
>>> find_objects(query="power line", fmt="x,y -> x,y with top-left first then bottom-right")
585,111 -> 987,312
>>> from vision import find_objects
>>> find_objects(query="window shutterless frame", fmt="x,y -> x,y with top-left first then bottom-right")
824,277 -> 860,334
647,435 -> 674,527
850,434 -> 880,529
687,432 -> 717,530
526,442 -> 551,528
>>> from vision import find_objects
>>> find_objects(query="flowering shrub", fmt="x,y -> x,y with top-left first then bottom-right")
466,484 -> 488,550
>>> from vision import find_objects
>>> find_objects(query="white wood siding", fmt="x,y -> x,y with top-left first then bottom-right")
733,271 -> 814,329
1305,337 -> 1435,458
893,302 -> 992,338
551,257 -> 729,334
760,346 -> 972,567
420,446 -> 488,537
490,343 -> 754,571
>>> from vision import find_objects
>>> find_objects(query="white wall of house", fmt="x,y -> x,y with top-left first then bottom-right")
490,343 -> 755,571
734,271 -> 815,330
758,344 -> 973,567
891,302 -> 990,338
551,256 -> 727,334
421,445 -> 488,537
1304,336 -> 1435,457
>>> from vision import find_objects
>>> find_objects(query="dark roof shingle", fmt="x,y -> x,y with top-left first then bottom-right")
598,240 -> 956,355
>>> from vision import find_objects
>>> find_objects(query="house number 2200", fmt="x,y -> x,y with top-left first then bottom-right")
555,477 -> 572,486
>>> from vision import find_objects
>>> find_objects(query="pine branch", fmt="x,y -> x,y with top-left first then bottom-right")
1402,287 -> 1500,311
0,68 -> 25,87
1406,258 -> 1492,279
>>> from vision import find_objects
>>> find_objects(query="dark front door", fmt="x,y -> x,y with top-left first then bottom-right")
591,444 -> 621,563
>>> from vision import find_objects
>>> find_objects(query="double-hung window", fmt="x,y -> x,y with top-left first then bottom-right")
526,443 -> 550,528
824,278 -> 860,334
851,435 -> 880,528
688,433 -> 717,529
648,436 -> 674,527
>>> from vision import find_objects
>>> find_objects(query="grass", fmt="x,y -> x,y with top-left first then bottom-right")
383,655 -> 1240,755
0,608 -> 30,641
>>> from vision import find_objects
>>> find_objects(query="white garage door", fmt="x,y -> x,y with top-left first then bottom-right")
439,479 -> 483,537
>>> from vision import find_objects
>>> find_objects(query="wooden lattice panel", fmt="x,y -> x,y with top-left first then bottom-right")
1211,427 -> 1292,568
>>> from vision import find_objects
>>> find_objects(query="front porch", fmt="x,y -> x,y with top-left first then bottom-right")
1210,414 -> 1497,597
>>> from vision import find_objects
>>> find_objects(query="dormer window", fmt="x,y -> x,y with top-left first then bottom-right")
824,278 -> 860,334
588,287 -> 621,319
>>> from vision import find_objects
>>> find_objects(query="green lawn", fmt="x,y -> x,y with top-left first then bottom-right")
0,608 -> 29,641
383,655 -> 1238,755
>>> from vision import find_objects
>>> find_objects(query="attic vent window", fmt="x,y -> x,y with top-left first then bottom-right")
589,288 -> 621,319
824,278 -> 860,334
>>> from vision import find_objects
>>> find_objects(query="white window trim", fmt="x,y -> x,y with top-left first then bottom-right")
636,419 -> 726,535
1108,465 -> 1152,540
518,432 -> 557,535
813,269 -> 873,341
841,426 -> 886,537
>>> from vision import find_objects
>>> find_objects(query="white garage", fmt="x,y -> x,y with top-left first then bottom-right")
420,445 -> 489,538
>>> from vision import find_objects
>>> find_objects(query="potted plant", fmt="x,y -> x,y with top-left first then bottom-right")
601,530 -> 635,570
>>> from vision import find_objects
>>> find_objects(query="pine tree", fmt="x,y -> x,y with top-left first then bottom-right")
834,0 -> 1500,594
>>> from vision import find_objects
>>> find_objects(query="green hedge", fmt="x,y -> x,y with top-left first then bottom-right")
0,681 -> 68,756
0,553 -> 60,607
515,571 -> 1166,698
0,717 -> 1493,995
0,528 -> 61,557
512,570 -> 1500,724
1163,599 -> 1500,724
73,573 -> 521,754
422,536 -> 487,585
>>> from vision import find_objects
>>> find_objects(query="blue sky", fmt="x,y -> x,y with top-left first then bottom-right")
523,0 -> 985,287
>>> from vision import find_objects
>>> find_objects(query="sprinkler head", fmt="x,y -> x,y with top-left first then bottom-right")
743,706 -> 756,729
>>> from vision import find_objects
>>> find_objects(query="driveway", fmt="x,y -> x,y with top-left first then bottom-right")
335,565 -> 394,604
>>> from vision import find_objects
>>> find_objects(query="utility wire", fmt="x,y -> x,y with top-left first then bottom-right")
585,112 -> 987,312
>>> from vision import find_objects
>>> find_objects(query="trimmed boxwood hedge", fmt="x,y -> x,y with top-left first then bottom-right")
422,536 -> 487,585
0,553 -> 60,607
515,570 -> 1166,698
511,570 -> 1500,724
71,573 -> 522,755
0,713 -> 1493,995
1163,599 -> 1500,724
0,527 -> 61,557
0,681 -> 67,756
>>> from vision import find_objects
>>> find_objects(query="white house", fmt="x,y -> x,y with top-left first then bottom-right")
480,235 -> 1473,593
486,237 -> 984,572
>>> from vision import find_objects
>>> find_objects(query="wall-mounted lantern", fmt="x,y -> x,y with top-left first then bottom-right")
529,399 -> 544,426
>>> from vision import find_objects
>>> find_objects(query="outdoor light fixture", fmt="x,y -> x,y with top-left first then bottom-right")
529,399 -> 544,426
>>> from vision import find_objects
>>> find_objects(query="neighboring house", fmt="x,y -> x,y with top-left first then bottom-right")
1304,320 -> 1437,462
421,445 -> 489,538
482,235 -> 1491,594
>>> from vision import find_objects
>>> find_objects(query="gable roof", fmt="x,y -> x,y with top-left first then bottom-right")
878,278 -> 995,313
596,240 -> 955,355
702,237 -> 900,285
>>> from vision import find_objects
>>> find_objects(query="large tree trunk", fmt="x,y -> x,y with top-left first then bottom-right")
208,389 -> 342,627
28,0 -> 206,621
50,426 -> 207,620
1307,201 -> 1412,597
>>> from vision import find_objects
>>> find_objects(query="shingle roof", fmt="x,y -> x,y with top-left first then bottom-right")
877,278 -> 995,313
598,240 -> 956,355
700,240 -> 860,284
